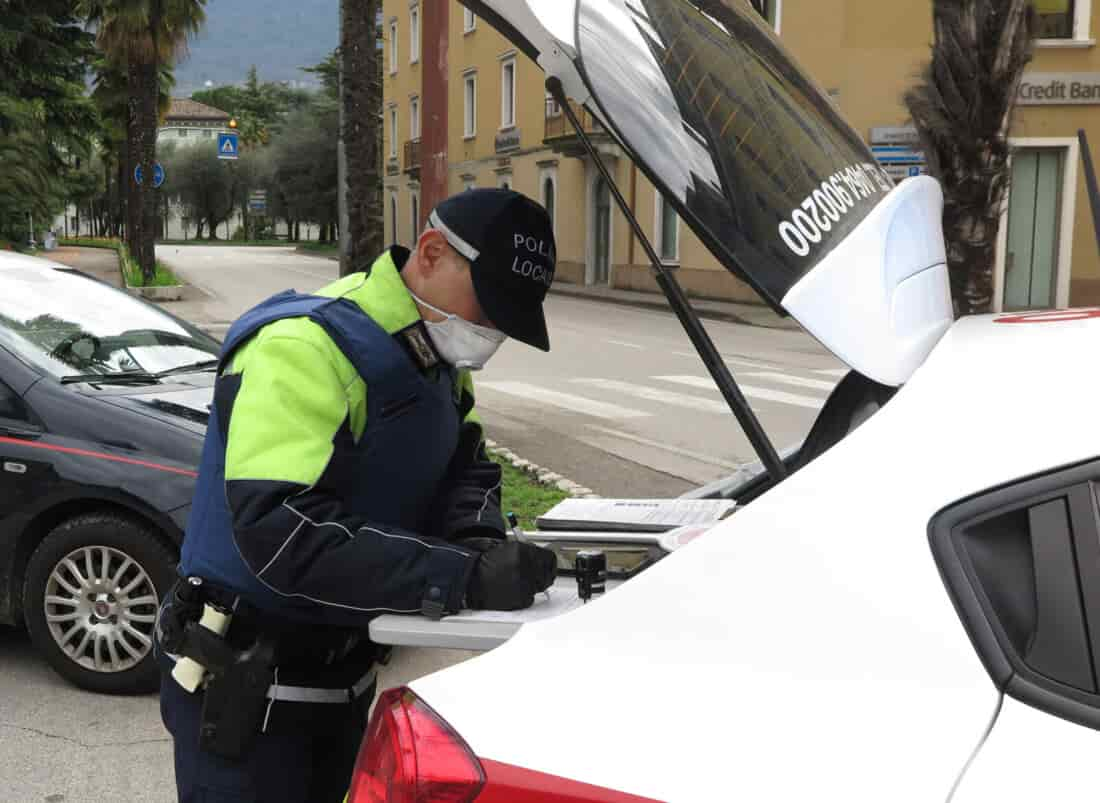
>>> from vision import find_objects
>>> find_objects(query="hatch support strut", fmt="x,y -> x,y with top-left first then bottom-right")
547,77 -> 787,482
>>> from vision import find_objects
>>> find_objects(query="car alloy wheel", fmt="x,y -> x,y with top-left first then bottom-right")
43,545 -> 159,674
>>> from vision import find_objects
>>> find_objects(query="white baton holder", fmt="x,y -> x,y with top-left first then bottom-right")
171,603 -> 232,693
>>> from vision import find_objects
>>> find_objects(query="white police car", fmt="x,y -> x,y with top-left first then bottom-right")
348,2 -> 1100,800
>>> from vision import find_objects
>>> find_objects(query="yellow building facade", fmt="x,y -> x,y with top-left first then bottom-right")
384,0 -> 1100,310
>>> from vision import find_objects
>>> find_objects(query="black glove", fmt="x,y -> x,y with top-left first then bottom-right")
465,540 -> 558,611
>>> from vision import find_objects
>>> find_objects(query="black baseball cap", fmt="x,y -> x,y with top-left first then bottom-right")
427,188 -> 556,351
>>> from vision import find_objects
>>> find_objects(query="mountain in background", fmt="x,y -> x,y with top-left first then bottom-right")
174,0 -> 338,94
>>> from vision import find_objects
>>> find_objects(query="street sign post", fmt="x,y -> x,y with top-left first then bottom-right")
134,162 -> 166,188
218,132 -> 240,160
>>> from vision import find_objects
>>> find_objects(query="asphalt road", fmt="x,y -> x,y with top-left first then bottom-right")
156,245 -> 845,497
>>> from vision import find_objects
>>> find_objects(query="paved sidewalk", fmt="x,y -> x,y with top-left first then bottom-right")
45,246 -> 232,335
548,282 -> 802,330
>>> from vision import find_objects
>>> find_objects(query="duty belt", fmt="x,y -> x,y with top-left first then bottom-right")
265,665 -> 378,705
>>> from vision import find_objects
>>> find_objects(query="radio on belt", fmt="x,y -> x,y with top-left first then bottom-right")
575,550 -> 607,603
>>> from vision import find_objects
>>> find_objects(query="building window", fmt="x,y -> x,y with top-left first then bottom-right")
656,194 -> 680,264
1036,0 -> 1078,38
409,3 -> 420,63
391,105 -> 400,156
390,191 -> 399,245
411,191 -> 420,237
463,8 -> 476,33
501,57 -> 517,129
498,174 -> 512,190
410,96 -> 420,140
389,19 -> 398,74
545,91 -> 561,118
754,0 -> 782,33
463,71 -> 477,138
464,179 -> 476,192
542,173 -> 557,233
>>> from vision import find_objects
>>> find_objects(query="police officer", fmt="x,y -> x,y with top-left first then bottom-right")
156,189 -> 559,802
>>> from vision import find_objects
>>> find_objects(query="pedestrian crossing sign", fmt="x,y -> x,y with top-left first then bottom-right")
217,132 -> 240,160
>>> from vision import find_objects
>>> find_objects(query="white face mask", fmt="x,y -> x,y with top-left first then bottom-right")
411,292 -> 506,371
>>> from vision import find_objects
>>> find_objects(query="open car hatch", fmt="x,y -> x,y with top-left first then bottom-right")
461,0 -> 953,388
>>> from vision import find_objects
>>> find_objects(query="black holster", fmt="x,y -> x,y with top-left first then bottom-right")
198,637 -> 276,760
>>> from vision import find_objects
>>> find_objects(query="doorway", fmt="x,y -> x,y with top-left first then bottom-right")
1004,148 -> 1065,310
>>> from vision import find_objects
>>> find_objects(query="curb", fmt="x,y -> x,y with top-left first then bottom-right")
548,284 -> 800,330
485,439 -> 600,499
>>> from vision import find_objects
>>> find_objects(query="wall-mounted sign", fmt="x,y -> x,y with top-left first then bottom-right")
1018,73 -> 1100,105
870,126 -> 919,146
495,129 -> 522,153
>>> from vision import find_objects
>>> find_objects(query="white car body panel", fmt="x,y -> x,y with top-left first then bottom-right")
782,176 -> 953,387
413,314 -> 1100,801
954,697 -> 1100,802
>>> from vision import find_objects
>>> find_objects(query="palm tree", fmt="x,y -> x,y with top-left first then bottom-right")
90,57 -> 175,240
904,0 -> 1036,316
341,0 -> 383,275
79,0 -> 206,283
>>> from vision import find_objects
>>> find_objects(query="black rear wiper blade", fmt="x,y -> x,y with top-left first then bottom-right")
60,372 -> 161,386
155,359 -> 221,378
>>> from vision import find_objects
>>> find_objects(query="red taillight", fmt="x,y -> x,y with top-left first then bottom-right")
348,687 -> 486,803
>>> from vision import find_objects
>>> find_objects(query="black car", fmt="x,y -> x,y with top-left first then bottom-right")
0,251 -> 217,693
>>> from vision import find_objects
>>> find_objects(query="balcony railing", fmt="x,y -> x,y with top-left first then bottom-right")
544,97 -> 604,142
403,139 -> 421,173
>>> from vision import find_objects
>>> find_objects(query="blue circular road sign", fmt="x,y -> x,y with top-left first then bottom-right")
134,162 -> 166,188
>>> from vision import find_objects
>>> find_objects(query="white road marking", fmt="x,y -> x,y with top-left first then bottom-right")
671,351 -> 780,371
815,368 -> 849,377
585,425 -> 741,469
742,371 -> 837,392
479,381 -> 652,420
571,378 -> 729,414
655,375 -> 825,410
605,339 -> 644,350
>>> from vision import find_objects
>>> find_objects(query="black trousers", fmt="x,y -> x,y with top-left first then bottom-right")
158,654 -> 371,803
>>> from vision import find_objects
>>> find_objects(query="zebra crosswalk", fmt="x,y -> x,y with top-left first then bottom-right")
479,364 -> 842,422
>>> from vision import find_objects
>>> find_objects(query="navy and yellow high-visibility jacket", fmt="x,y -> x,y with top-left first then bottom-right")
178,247 -> 505,626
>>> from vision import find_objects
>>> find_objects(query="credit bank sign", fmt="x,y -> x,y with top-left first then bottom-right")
1019,73 -> 1100,105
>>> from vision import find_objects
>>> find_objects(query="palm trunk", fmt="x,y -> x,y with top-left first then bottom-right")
126,61 -> 143,259
138,59 -> 159,283
341,0 -> 383,275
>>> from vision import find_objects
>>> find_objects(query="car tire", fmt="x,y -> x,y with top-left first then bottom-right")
22,513 -> 177,694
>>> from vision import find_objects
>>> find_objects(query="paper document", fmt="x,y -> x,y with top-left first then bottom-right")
447,585 -> 586,624
536,498 -> 736,532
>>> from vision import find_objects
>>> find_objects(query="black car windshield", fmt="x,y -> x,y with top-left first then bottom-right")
0,264 -> 220,379
576,0 -> 893,305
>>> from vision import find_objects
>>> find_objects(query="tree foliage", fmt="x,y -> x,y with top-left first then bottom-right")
904,0 -> 1036,316
191,67 -> 313,147
0,0 -> 98,243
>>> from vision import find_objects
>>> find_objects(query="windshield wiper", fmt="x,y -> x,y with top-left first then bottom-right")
155,359 -> 221,378
60,372 -> 161,386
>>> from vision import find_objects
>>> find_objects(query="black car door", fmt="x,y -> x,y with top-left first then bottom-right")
0,378 -> 51,528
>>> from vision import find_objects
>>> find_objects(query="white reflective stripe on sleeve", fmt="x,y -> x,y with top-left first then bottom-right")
429,210 -> 481,262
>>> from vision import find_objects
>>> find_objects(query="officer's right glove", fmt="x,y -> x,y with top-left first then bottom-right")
465,541 -> 557,611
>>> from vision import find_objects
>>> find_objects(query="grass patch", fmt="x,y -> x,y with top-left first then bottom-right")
59,237 -> 180,287
122,257 -> 180,288
60,237 -> 122,250
298,241 -> 339,256
492,452 -> 569,531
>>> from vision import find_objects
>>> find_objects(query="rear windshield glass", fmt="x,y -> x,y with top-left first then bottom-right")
577,0 -> 893,303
